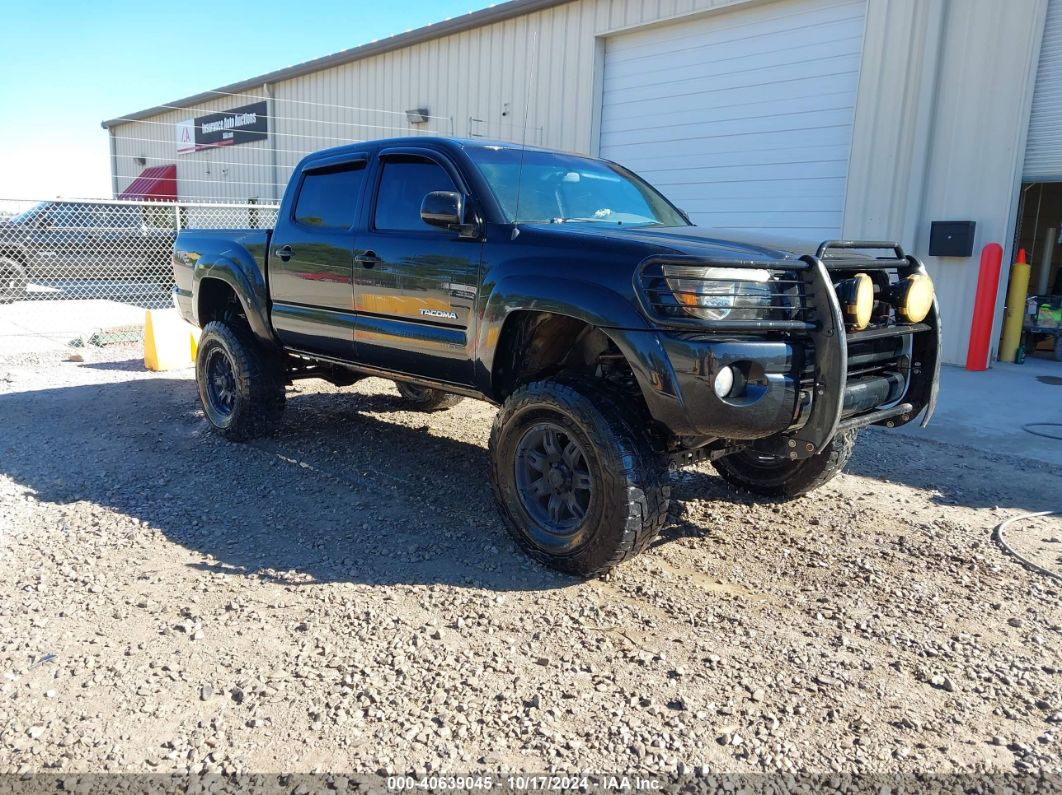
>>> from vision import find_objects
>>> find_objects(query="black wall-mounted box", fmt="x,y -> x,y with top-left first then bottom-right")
929,220 -> 976,257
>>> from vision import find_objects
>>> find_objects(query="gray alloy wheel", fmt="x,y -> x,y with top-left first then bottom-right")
513,421 -> 594,535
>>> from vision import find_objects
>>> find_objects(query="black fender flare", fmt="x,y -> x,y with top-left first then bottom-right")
477,276 -> 683,416
192,253 -> 278,349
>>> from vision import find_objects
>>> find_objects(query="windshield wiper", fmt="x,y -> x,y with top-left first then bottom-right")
549,217 -> 663,227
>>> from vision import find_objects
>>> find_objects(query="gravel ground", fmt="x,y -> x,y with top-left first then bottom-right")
1,345 -> 1060,779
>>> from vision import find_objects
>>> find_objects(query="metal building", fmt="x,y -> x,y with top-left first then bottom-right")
102,0 -> 1061,366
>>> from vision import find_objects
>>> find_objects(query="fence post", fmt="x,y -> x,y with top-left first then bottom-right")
173,203 -> 181,232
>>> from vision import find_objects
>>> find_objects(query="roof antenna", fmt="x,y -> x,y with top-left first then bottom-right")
512,29 -> 538,240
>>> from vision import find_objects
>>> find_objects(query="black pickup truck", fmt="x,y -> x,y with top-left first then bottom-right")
173,137 -> 940,576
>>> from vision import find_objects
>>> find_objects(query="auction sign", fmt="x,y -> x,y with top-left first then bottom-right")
176,101 -> 268,154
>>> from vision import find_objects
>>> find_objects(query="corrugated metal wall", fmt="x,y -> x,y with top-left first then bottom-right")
913,0 -> 1047,366
111,0 -> 762,202
843,0 -> 1048,365
268,0 -> 768,189
112,90 -> 278,203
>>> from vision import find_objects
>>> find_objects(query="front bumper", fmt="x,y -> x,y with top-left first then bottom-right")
622,242 -> 941,459
656,335 -> 804,440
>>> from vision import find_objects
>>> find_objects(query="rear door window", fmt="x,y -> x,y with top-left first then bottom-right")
373,159 -> 457,232
50,204 -> 117,229
50,204 -> 87,227
294,165 -> 365,229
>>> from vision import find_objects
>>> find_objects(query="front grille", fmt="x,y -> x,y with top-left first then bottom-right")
638,242 -> 935,428
815,242 -> 930,419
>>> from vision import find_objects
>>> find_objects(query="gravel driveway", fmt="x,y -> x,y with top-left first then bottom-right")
1,347 -> 1060,780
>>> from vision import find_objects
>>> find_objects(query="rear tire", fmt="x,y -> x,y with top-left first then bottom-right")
196,320 -> 285,441
489,378 -> 670,577
713,429 -> 858,498
0,256 -> 29,304
394,381 -> 463,411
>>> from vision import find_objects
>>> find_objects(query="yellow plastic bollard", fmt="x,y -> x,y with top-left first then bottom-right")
999,248 -> 1032,363
144,309 -> 198,371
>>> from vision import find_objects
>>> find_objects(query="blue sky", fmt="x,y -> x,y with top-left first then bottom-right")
0,0 -> 495,200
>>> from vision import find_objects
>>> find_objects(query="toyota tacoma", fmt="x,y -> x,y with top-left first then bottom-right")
172,137 -> 941,577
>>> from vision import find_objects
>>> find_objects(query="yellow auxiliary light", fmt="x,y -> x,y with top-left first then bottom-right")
836,272 -> 874,331
894,273 -> 935,324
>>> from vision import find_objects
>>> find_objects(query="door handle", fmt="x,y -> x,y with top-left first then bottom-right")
355,251 -> 381,268
275,245 -> 294,262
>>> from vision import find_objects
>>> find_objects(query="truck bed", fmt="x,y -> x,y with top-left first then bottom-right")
172,228 -> 272,325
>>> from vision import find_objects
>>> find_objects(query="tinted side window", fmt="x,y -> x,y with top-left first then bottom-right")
50,204 -> 119,228
294,165 -> 364,229
50,204 -> 83,227
374,160 -> 456,232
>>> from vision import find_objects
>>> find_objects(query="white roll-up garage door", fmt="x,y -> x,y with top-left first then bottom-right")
599,0 -> 867,240
1024,0 -> 1062,180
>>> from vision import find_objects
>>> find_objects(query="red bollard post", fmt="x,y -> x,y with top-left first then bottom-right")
966,242 -> 1003,371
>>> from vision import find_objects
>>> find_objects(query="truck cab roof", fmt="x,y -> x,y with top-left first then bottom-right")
299,136 -> 587,166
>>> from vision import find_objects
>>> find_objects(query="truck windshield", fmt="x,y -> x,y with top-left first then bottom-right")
467,146 -> 689,227
9,203 -> 47,225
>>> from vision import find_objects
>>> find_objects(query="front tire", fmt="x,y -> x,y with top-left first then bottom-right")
489,379 -> 670,577
393,381 -> 463,411
0,256 -> 29,304
713,429 -> 858,498
196,321 -> 286,441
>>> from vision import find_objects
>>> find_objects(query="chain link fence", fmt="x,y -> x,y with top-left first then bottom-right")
0,198 -> 278,309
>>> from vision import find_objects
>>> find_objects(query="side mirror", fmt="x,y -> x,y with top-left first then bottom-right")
420,191 -> 478,238
420,191 -> 464,230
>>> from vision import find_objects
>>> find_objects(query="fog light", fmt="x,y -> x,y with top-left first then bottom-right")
895,273 -> 934,323
713,365 -> 735,398
836,272 -> 874,331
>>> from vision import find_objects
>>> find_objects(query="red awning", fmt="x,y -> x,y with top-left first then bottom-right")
118,164 -> 177,200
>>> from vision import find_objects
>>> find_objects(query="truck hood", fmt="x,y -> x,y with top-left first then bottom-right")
524,223 -> 816,262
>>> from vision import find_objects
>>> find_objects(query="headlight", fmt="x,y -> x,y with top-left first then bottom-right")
662,265 -> 773,322
894,274 -> 934,323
